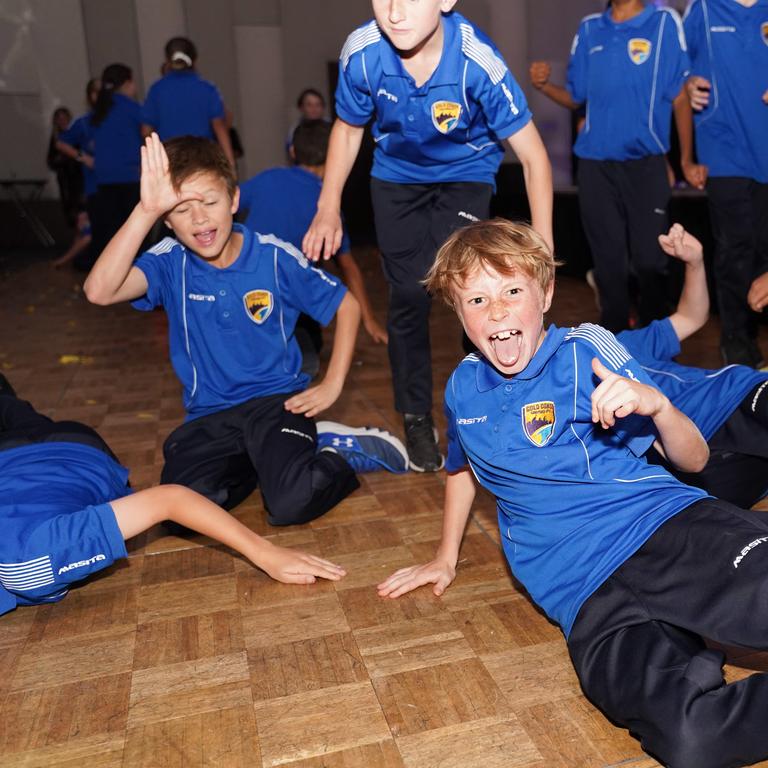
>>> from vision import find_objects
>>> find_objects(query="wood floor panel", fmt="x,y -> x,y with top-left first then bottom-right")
1,254 -> 754,766
253,681 -> 391,766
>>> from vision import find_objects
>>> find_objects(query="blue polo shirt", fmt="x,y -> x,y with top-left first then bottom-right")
0,443 -> 129,617
684,0 -> 768,182
238,167 -> 351,256
132,223 -> 347,420
567,5 -> 690,161
618,318 -> 768,440
445,323 -> 707,636
336,11 -> 532,185
60,113 -> 97,197
93,93 -> 143,185
143,70 -> 225,141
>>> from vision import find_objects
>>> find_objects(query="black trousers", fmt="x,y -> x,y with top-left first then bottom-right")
707,177 -> 768,341
0,393 -> 116,459
160,393 -> 359,526
578,155 -> 671,332
646,383 -> 768,509
89,182 -> 140,265
370,179 -> 493,414
569,498 -> 768,768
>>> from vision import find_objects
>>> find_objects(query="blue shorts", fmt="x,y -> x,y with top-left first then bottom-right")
0,502 -> 127,610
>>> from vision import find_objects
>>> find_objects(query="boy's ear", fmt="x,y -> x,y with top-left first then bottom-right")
441,0 -> 458,12
230,185 -> 240,215
163,216 -> 174,231
542,280 -> 555,314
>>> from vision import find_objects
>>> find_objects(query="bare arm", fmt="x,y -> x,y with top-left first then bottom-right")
591,358 -> 709,473
377,468 -> 476,598
111,485 -> 346,584
211,116 -> 236,170
84,133 -> 200,305
674,87 -> 707,190
302,119 -> 365,262
55,139 -> 94,169
506,121 -> 554,252
529,61 -> 580,110
284,291 -> 361,418
658,224 -> 709,341
336,251 -> 387,343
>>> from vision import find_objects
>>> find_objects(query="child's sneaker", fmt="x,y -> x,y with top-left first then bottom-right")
404,413 -> 445,473
316,422 -> 409,474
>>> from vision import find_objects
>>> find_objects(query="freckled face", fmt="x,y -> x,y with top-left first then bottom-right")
164,173 -> 239,263
371,0 -> 457,54
453,265 -> 553,376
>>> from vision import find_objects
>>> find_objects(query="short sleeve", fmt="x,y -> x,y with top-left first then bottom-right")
335,49 -> 375,126
571,327 -> 659,457
475,64 -> 533,141
566,22 -> 589,105
683,1 -> 709,79
206,82 -> 225,121
60,117 -> 87,148
276,242 -> 347,326
444,378 -> 469,473
142,83 -> 159,127
616,319 -> 680,364
131,249 -> 170,311
660,9 -> 690,100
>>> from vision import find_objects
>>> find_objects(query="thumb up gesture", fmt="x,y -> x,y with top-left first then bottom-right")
591,358 -> 665,429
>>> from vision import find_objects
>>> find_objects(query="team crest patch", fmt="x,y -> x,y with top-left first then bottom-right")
243,290 -> 273,324
762,21 -> 768,46
521,401 -> 556,447
628,38 -> 652,65
431,101 -> 462,134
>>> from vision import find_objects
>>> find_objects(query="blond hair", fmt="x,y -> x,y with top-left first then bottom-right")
425,218 -> 559,305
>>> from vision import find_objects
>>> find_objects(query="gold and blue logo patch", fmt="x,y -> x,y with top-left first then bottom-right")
431,101 -> 462,134
761,21 -> 768,46
521,401 -> 556,447
628,38 -> 652,65
243,289 -> 273,324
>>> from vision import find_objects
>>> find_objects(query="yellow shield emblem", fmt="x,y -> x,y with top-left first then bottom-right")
243,289 -> 273,324
521,401 -> 556,447
431,100 -> 462,134
761,21 -> 768,46
628,38 -> 652,65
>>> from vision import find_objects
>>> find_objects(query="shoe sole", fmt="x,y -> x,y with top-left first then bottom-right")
316,421 -> 409,473
406,427 -> 445,473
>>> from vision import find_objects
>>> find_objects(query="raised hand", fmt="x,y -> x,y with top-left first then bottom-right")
591,358 -> 666,429
139,133 -> 202,218
658,223 -> 703,265
529,61 -> 551,90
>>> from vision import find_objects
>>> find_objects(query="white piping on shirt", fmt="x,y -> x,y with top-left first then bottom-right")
181,249 -> 198,399
571,343 -> 594,480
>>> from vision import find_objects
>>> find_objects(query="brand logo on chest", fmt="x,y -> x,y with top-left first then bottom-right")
243,289 -> 273,324
628,38 -> 652,65
521,401 -> 556,447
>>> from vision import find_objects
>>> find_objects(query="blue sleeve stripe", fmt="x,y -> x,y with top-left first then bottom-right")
459,23 -> 507,84
148,236 -> 178,255
340,22 -> 381,71
565,324 -> 631,370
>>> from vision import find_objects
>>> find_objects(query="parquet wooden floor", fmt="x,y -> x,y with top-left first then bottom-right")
1,248 -> 766,767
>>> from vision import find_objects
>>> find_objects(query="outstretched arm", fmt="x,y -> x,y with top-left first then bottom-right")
506,122 -> 554,253
211,116 -> 236,169
111,485 -> 346,584
658,224 -> 709,341
591,358 -> 709,473
84,133 -> 202,305
302,119 -> 364,262
378,468 -> 476,598
284,291 -> 361,418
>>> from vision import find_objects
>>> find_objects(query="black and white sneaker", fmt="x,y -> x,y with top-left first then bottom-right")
404,413 -> 444,472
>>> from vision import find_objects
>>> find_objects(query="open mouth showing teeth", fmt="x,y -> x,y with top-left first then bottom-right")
490,329 -> 522,367
194,230 -> 216,246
